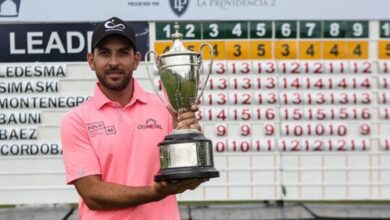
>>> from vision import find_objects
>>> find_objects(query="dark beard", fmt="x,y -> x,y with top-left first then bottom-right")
97,72 -> 131,91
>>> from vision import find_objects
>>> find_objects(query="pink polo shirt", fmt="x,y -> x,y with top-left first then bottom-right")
61,79 -> 180,220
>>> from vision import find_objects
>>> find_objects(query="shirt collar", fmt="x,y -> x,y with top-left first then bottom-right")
93,79 -> 148,109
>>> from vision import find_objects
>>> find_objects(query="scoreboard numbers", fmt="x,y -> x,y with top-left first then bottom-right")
324,21 -> 346,38
154,41 -> 171,55
249,21 -> 273,59
346,41 -> 368,59
378,41 -> 390,59
183,23 -> 201,39
323,41 -> 345,59
275,41 -> 297,59
275,21 -> 297,39
346,21 -> 368,38
250,21 -> 272,38
300,21 -> 322,38
249,41 -> 272,59
155,21 -> 371,60
379,21 -> 390,59
182,41 -> 201,53
154,20 -> 389,153
299,41 -> 321,59
225,21 -> 248,39
225,41 -> 248,60
156,22 -> 171,40
156,22 -> 201,40
203,41 -> 226,60
275,21 -> 297,59
299,21 -> 322,59
147,19 -> 390,202
380,21 -> 390,38
203,22 -> 225,39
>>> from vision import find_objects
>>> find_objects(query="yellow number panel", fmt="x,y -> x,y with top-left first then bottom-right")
346,41 -> 368,59
155,41 -> 218,60
299,41 -> 322,59
203,41 -> 226,60
275,40 -> 297,59
183,41 -> 201,53
378,41 -> 390,59
323,41 -> 346,59
249,40 -> 272,59
154,41 -> 172,55
225,40 -> 249,60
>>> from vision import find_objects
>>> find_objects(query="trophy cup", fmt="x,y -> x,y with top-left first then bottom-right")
145,22 -> 220,182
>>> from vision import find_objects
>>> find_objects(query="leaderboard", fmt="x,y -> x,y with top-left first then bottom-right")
154,20 -> 390,152
0,64 -> 89,156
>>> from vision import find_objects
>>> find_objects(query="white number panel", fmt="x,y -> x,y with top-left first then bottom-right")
175,59 -> 390,201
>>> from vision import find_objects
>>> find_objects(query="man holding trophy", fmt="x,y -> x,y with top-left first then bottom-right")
61,17 -> 217,220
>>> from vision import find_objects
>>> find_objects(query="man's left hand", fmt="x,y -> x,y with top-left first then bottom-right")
176,105 -> 201,131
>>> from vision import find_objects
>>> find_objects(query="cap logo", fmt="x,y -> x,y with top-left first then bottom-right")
104,19 -> 126,31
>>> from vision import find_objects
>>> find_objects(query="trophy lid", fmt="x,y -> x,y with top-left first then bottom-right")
161,22 -> 198,57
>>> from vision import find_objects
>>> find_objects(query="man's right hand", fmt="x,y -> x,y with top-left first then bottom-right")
153,178 -> 208,199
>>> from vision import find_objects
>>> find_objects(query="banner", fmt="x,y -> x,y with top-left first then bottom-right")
0,22 -> 149,62
0,0 -> 389,22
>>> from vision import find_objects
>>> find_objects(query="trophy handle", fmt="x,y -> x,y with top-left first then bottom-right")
145,51 -> 176,113
195,43 -> 214,104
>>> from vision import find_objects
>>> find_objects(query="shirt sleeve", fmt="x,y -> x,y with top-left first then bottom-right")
61,111 -> 101,184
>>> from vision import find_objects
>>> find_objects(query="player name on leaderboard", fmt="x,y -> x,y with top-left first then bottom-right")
154,21 -> 390,153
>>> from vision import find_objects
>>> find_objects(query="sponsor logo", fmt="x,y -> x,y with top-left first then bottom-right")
138,118 -> 162,130
104,19 -> 126,32
170,0 -> 189,17
87,121 -> 116,137
127,1 -> 159,6
0,0 -> 21,17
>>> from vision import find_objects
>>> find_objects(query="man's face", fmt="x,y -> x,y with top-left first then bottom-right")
87,35 -> 140,91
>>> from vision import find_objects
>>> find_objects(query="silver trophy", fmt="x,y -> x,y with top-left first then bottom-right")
145,22 -> 219,182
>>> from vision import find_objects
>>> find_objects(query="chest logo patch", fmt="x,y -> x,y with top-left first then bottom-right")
138,118 -> 162,130
87,121 -> 116,137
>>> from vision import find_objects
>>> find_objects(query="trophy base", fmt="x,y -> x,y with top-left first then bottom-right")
155,166 -> 220,182
155,129 -> 220,182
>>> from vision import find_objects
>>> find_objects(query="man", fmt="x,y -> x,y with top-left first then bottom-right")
61,17 -> 206,220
